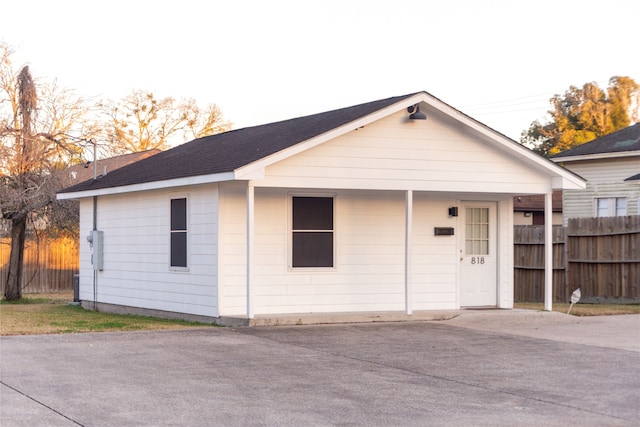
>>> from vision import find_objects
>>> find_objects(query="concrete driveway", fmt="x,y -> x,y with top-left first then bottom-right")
1,311 -> 639,426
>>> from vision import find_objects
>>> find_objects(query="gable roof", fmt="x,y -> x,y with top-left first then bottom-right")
58,91 -> 585,198
551,123 -> 640,161
59,93 -> 418,195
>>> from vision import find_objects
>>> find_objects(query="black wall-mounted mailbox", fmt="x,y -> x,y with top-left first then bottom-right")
434,227 -> 455,236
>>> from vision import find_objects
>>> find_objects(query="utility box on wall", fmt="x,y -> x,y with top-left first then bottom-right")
88,230 -> 104,271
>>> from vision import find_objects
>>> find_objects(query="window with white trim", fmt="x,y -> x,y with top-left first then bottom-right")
595,197 -> 627,217
170,198 -> 188,268
291,196 -> 334,268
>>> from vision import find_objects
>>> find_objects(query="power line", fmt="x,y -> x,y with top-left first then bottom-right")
459,72 -> 640,112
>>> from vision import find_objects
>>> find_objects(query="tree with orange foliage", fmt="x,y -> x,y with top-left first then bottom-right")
521,76 -> 639,157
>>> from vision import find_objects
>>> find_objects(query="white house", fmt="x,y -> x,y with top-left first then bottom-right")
57,91 -> 585,324
551,123 -> 640,224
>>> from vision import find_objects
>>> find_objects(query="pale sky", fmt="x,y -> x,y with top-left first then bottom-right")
2,0 -> 639,142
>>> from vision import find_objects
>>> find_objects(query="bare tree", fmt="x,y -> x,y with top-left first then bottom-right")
99,90 -> 231,155
1,44 -> 88,300
2,66 -> 40,300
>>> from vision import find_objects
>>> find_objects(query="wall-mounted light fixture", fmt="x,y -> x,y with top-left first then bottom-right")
524,212 -> 532,217
448,207 -> 458,217
407,104 -> 427,120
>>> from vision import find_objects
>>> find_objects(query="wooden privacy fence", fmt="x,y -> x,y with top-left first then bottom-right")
514,225 -> 567,302
0,236 -> 79,295
515,216 -> 640,303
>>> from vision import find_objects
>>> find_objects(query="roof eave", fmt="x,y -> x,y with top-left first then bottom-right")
57,171 -> 236,199
551,150 -> 639,162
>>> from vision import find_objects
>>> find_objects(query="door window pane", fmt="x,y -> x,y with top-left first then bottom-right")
466,207 -> 489,255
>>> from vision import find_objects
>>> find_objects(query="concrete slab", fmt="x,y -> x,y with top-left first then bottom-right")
442,309 -> 640,352
222,310 -> 460,327
1,311 -> 638,426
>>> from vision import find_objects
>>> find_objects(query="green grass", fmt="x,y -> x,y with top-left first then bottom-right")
0,292 -> 217,336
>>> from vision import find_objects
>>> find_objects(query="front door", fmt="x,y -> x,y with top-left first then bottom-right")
460,202 -> 497,307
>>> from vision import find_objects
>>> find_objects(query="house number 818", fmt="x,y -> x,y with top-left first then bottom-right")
471,257 -> 485,265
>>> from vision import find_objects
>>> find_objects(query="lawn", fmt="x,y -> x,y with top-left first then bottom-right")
514,302 -> 640,316
2,293 -> 638,336
0,292 -> 216,336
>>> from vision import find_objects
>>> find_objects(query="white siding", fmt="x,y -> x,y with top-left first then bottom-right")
259,110 -> 553,194
219,187 -> 407,315
560,158 -> 638,183
78,184 -> 219,316
218,182 -> 251,315
411,194 -> 459,309
561,157 -> 640,221
78,198 -> 94,301
218,186 -> 514,315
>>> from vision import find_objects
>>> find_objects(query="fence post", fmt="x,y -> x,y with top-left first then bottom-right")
563,225 -> 569,302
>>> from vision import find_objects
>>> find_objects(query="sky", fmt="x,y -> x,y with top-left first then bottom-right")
1,0 -> 639,142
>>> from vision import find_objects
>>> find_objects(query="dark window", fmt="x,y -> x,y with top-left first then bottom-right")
170,198 -> 187,268
292,197 -> 334,268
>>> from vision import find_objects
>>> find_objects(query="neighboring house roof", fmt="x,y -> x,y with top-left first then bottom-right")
551,122 -> 640,161
514,191 -> 562,212
58,91 -> 585,198
63,149 -> 161,184
624,173 -> 640,181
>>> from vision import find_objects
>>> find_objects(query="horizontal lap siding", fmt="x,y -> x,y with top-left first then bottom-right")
260,110 -> 549,193
562,159 -> 640,220
563,158 -> 638,183
412,195 -> 458,309
219,187 -> 408,315
564,183 -> 640,219
218,183 -> 250,314
219,187 -> 467,315
78,198 -> 94,301
79,185 -> 219,316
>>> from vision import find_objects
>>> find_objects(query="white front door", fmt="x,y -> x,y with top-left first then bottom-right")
460,202 -> 497,307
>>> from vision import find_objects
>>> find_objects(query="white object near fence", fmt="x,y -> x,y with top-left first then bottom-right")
567,288 -> 581,314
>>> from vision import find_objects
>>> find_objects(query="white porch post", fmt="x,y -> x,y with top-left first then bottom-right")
405,190 -> 413,315
544,191 -> 553,311
246,181 -> 255,319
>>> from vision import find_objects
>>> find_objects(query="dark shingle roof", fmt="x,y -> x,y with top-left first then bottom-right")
59,93 -> 419,194
552,123 -> 640,159
624,173 -> 640,181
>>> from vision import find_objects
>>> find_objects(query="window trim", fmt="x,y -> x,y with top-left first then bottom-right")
594,197 -> 628,217
288,193 -> 336,271
170,195 -> 189,271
